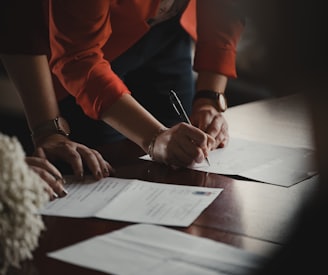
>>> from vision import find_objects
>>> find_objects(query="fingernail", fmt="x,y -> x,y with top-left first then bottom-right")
103,168 -> 109,176
96,170 -> 102,179
52,192 -> 59,199
61,188 -> 68,197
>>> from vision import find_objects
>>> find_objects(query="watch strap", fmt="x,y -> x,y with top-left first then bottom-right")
192,90 -> 228,112
31,116 -> 70,144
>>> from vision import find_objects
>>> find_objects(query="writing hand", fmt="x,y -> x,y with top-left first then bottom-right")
151,123 -> 214,167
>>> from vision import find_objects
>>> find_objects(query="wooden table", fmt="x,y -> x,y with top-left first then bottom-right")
8,93 -> 318,275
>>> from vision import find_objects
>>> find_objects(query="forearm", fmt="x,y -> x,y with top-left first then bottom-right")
0,54 -> 60,130
1,54 -> 113,181
100,94 -> 166,153
196,71 -> 228,93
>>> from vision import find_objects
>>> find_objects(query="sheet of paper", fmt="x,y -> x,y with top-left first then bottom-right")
48,223 -> 267,275
40,177 -> 222,227
224,94 -> 315,150
140,137 -> 317,187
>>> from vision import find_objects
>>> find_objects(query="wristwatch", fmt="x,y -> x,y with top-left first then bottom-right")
31,116 -> 70,143
192,90 -> 228,112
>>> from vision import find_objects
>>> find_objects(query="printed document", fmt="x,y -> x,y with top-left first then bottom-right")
40,177 -> 222,227
141,137 -> 317,187
48,223 -> 267,275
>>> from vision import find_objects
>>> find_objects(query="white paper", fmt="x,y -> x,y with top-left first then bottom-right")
140,137 -> 317,187
48,223 -> 267,275
40,177 -> 222,227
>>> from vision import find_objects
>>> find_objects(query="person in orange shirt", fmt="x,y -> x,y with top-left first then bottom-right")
48,0 -> 244,167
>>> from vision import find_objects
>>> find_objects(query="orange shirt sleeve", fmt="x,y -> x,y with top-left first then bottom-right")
192,0 -> 245,78
49,0 -> 244,120
49,0 -> 130,120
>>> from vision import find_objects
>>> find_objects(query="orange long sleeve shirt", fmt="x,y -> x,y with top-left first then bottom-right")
49,0 -> 244,120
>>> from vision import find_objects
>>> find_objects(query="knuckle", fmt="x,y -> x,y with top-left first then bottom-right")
37,169 -> 49,179
66,151 -> 80,160
40,158 -> 50,166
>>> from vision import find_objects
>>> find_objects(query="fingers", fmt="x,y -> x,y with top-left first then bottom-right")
92,149 -> 113,176
157,117 -> 229,168
29,138 -> 113,200
191,105 -> 229,149
176,139 -> 206,167
46,141 -> 112,181
76,146 -> 113,180
155,123 -> 209,167
26,153 -> 62,180
206,115 -> 229,148
217,125 -> 229,148
181,124 -> 211,158
55,143 -> 85,180
34,135 -> 113,181
26,157 -> 68,200
34,146 -> 47,159
35,168 -> 67,200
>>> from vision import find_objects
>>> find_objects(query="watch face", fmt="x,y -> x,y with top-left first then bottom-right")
55,117 -> 71,136
193,90 -> 228,112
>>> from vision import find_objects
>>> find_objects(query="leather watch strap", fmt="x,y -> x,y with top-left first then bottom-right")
192,90 -> 228,112
31,116 -> 70,144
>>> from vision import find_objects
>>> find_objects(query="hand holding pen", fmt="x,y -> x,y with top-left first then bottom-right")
169,90 -> 212,166
146,90 -> 216,168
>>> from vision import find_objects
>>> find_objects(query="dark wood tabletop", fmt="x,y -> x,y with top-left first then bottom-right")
7,94 -> 318,275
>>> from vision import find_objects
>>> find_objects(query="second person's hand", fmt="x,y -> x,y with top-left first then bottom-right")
33,135 -> 113,181
25,155 -> 67,200
191,102 -> 229,150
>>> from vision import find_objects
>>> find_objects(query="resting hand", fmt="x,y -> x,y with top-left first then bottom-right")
34,135 -> 113,181
151,123 -> 215,167
191,103 -> 229,150
25,154 -> 67,200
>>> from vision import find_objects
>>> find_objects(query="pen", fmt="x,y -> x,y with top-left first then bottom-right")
169,90 -> 211,166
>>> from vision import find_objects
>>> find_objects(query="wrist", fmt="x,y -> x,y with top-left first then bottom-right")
31,116 -> 71,145
192,90 -> 228,112
147,128 -> 167,159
